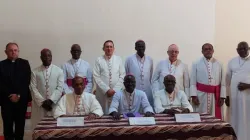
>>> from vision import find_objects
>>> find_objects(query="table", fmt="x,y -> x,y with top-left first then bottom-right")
33,114 -> 236,140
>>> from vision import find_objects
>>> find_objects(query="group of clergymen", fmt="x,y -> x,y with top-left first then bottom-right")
0,40 -> 249,140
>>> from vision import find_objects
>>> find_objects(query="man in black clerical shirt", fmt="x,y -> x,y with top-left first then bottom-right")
0,42 -> 31,140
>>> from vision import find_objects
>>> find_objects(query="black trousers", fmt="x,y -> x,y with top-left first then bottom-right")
1,101 -> 27,140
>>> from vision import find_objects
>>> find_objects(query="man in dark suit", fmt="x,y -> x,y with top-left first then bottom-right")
0,42 -> 31,140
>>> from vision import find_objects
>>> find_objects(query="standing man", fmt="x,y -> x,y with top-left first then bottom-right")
0,42 -> 31,140
226,41 -> 250,140
125,40 -> 154,106
190,43 -> 225,119
30,49 -> 64,129
93,40 -> 125,114
61,44 -> 93,94
152,44 -> 190,98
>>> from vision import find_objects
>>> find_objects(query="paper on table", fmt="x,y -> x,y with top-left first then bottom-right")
129,117 -> 156,125
57,117 -> 84,127
175,113 -> 201,123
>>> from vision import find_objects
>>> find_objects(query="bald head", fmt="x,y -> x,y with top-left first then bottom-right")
168,44 -> 179,51
40,48 -> 52,66
163,75 -> 176,93
167,44 -> 179,62
135,40 -> 146,58
72,76 -> 85,95
124,74 -> 136,93
164,74 -> 176,82
41,48 -> 51,55
71,44 -> 82,59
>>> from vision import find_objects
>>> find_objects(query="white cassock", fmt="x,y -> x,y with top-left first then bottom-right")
125,54 -> 154,107
190,57 -> 226,119
109,89 -> 154,114
93,55 -> 125,115
152,59 -> 190,98
226,56 -> 250,140
61,59 -> 93,93
154,89 -> 193,113
53,92 -> 104,118
30,64 -> 64,129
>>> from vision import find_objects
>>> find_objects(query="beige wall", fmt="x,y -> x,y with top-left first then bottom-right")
215,0 -> 250,66
0,0 -> 216,69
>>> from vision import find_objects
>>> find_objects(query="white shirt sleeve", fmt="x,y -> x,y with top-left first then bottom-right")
53,95 -> 67,118
89,95 -> 104,117
153,91 -> 165,113
114,58 -> 125,90
50,69 -> 64,104
93,59 -> 110,94
180,91 -> 193,112
29,71 -> 45,107
190,62 -> 197,97
225,61 -> 232,97
108,92 -> 120,114
141,91 -> 154,113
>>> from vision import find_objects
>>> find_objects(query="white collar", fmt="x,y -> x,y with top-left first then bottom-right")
124,89 -> 135,96
71,58 -> 81,63
104,55 -> 113,60
168,59 -> 178,65
203,56 -> 213,62
42,64 -> 52,69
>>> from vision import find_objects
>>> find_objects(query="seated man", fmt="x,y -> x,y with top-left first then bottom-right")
154,75 -> 193,115
54,76 -> 103,119
109,74 -> 154,120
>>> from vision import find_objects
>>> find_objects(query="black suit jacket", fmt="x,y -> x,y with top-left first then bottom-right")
0,58 -> 32,106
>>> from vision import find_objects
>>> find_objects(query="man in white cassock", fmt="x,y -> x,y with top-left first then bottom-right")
54,76 -> 103,119
125,40 -> 154,107
152,44 -> 190,98
154,75 -> 193,115
30,49 -> 64,129
61,44 -> 93,94
109,74 -> 154,120
190,43 -> 225,119
93,40 -> 125,114
226,41 -> 250,140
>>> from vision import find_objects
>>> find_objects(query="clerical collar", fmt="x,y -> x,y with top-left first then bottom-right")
43,64 -> 51,69
204,56 -> 213,62
7,58 -> 17,63
168,59 -> 177,65
71,58 -> 80,63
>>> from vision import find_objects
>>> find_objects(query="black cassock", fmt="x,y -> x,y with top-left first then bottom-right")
0,58 -> 31,140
